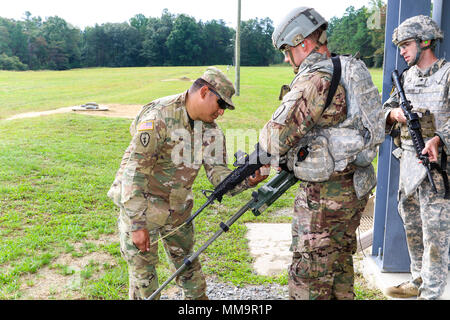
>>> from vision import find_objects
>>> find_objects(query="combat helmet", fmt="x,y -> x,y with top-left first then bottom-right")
272,7 -> 328,73
272,7 -> 328,50
392,15 -> 443,65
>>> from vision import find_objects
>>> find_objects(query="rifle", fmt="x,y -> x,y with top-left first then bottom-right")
391,69 -> 437,193
147,169 -> 298,300
184,143 -> 271,225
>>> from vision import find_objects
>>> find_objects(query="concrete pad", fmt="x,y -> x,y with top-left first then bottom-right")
245,223 -> 450,299
357,254 -> 450,300
245,223 -> 291,276
245,223 -> 374,276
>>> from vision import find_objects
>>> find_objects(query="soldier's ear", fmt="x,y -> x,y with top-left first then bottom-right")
199,85 -> 209,99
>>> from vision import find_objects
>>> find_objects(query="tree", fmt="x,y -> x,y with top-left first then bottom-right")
82,25 -> 107,67
0,53 -> 28,70
200,19 -> 234,65
166,14 -> 204,66
129,14 -> 148,66
82,23 -> 141,67
327,2 -> 386,68
367,0 -> 386,67
239,18 -> 277,66
41,16 -> 81,69
0,17 -> 29,69
141,9 -> 174,66
104,23 -> 141,67
0,9 -> 305,70
328,6 -> 375,66
129,13 -> 149,33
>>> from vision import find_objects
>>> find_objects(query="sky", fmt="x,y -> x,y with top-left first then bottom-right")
0,0 -> 373,29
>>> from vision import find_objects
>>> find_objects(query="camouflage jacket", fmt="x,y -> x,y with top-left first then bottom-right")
108,92 -> 250,232
259,51 -> 349,173
383,59 -> 450,196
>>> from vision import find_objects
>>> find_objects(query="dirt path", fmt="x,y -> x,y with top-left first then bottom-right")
5,104 -> 142,121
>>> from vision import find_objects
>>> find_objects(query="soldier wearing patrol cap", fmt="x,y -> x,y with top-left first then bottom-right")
258,7 -> 380,299
107,67 -> 267,300
384,15 -> 450,300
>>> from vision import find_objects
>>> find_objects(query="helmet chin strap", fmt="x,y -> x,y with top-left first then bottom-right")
287,48 -> 300,74
409,38 -> 431,66
408,39 -> 422,66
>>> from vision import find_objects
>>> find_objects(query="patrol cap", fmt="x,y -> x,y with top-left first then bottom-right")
200,67 -> 235,110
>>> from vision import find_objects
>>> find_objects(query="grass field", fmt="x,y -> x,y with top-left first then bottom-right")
0,65 -> 385,299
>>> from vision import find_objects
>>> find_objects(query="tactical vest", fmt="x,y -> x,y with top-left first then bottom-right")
400,62 -> 450,147
395,62 -> 450,198
286,54 -> 384,199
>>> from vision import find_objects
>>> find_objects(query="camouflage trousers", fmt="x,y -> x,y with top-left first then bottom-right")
398,169 -> 450,300
118,211 -> 206,300
289,172 -> 368,300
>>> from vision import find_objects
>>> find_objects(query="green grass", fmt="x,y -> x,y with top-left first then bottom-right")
0,66 -> 384,121
0,65 -> 385,300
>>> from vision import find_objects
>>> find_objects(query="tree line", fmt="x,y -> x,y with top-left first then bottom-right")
328,1 -> 386,68
0,3 -> 385,71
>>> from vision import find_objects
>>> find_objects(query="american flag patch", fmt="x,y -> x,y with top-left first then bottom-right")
138,121 -> 154,131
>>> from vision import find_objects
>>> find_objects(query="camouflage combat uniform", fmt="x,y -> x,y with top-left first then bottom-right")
108,74 -> 249,300
383,59 -> 450,300
259,52 -> 369,300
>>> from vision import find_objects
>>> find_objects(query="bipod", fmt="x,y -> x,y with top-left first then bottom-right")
147,170 -> 298,300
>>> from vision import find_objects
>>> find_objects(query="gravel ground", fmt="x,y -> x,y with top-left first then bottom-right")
161,279 -> 289,300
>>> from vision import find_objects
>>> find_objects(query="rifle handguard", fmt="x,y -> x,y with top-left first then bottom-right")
184,143 -> 271,225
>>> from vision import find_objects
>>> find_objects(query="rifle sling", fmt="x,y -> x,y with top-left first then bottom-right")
431,149 -> 450,199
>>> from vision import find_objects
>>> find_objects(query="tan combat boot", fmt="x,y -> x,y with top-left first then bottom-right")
385,280 -> 420,298
184,292 -> 209,300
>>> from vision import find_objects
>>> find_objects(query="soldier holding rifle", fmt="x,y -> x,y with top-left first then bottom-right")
383,15 -> 450,300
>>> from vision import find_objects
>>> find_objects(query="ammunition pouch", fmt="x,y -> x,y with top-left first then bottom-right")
279,85 -> 291,100
286,136 -> 334,182
390,122 -> 402,148
400,109 -> 436,141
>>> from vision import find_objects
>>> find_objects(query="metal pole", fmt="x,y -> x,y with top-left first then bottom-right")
432,0 -> 449,60
235,0 -> 241,96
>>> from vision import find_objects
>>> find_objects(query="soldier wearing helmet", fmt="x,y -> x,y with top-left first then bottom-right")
384,15 -> 450,300
258,7 -> 378,300
272,7 -> 328,74
392,15 -> 444,66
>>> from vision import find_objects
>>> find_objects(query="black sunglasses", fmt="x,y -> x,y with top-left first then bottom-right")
209,88 -> 228,110
280,44 -> 291,56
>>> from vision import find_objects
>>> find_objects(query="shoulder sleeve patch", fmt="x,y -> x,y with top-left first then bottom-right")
139,132 -> 150,147
271,88 -> 302,125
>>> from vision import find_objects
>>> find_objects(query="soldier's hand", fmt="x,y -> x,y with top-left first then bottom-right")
132,229 -> 150,252
422,136 -> 441,162
248,165 -> 270,186
389,108 -> 407,124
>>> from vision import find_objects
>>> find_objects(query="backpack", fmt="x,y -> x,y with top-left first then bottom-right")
286,54 -> 384,198
299,54 -> 384,168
